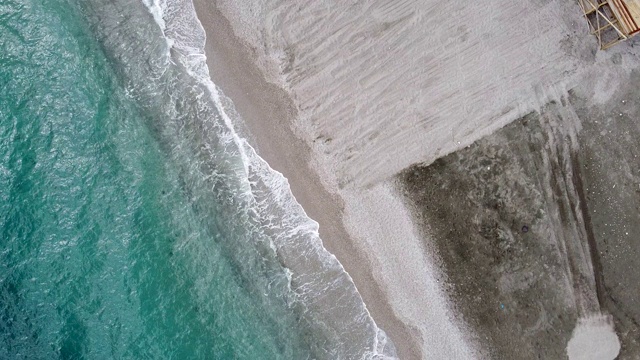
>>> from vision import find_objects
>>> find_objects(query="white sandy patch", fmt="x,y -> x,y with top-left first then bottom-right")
217,0 -> 640,189
218,0 -> 581,188
342,182 -> 479,359
567,315 -> 620,360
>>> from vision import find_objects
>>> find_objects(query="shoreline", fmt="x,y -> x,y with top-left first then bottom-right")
191,1 -> 423,358
188,1 -> 640,358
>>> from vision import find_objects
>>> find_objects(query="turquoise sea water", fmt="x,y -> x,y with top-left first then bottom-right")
0,0 -> 395,359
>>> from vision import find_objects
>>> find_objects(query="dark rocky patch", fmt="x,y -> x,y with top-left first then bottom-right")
400,77 -> 640,358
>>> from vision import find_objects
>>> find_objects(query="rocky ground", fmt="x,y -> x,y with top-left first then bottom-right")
400,70 -> 640,359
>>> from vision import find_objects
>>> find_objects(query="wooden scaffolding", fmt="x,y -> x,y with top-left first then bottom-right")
578,0 -> 640,49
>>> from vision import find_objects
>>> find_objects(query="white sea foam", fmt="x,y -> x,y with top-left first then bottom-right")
140,0 -> 397,358
141,0 -> 166,32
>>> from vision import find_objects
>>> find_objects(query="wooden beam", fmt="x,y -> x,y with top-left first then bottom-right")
588,2 -> 629,38
610,0 -> 638,34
